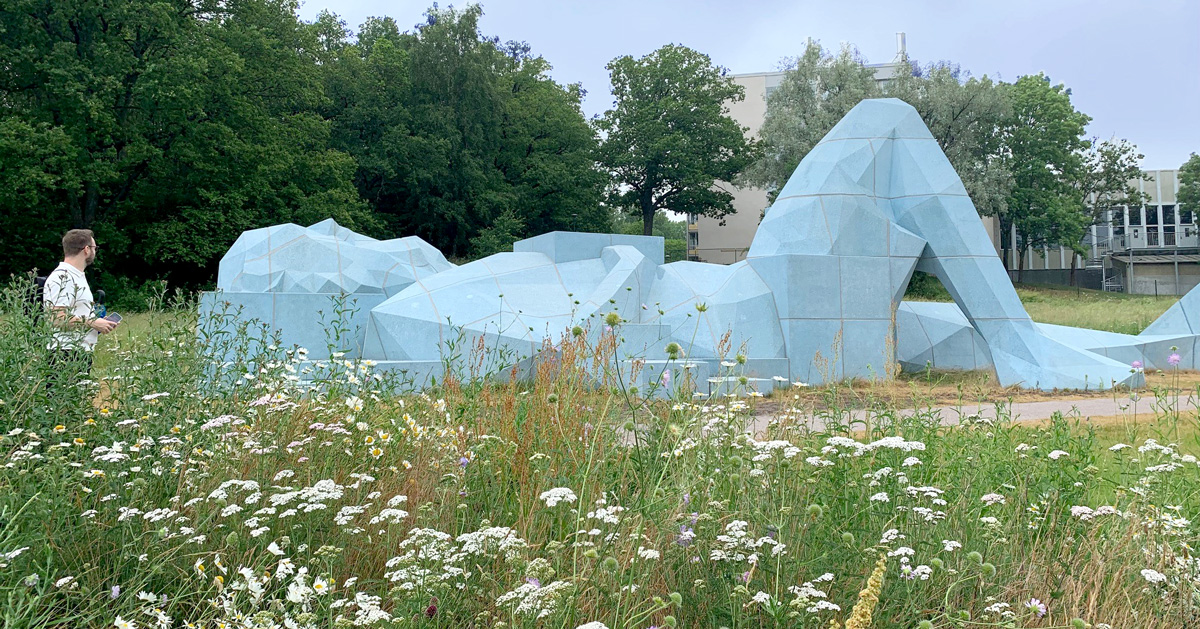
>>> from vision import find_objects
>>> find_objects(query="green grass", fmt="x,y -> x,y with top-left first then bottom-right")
1015,283 -> 1179,334
2,290 -> 1199,629
908,280 -> 1179,335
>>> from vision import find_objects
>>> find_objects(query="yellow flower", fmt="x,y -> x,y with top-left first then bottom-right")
370,447 -> 384,459
73,438 -> 85,446
100,408 -> 112,416
364,435 -> 376,445
84,418 -> 96,425
845,554 -> 887,629
53,425 -> 66,433
379,432 -> 391,443
87,469 -> 105,478
170,425 -> 181,434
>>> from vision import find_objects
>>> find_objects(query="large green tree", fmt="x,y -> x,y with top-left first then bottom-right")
743,41 -> 880,198
1060,137 -> 1146,284
0,0 -> 371,289
1001,74 -> 1092,279
321,6 -> 606,259
596,44 -> 757,236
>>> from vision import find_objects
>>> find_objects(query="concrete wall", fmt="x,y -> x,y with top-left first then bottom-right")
1112,260 -> 1200,296
1009,269 -> 1104,290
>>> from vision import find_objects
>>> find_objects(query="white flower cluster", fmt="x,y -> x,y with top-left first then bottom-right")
383,526 -> 528,591
788,572 -> 838,614
710,520 -> 785,564
495,579 -> 574,619
539,487 -> 578,507
1070,505 -> 1121,521
980,493 -> 1006,506
823,435 -> 926,457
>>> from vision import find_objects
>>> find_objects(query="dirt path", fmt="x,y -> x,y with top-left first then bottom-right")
750,392 -> 1199,434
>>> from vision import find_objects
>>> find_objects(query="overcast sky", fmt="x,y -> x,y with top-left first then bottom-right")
298,0 -> 1199,170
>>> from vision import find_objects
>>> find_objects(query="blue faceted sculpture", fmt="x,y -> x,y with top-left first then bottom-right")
205,99 -> 1198,392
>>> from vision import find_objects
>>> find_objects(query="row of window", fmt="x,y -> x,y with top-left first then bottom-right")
1103,205 -> 1195,227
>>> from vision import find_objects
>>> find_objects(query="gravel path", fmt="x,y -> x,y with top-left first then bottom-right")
749,393 -> 1199,434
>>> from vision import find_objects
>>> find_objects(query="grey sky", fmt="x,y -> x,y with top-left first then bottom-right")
300,0 -> 1199,169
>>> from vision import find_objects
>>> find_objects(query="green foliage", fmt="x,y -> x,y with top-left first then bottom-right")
611,212 -> 687,240
663,239 -> 686,263
0,2 -> 606,295
597,44 -> 758,236
1179,153 -> 1200,219
744,42 -> 881,197
0,120 -> 79,276
321,5 -> 606,258
1072,138 -> 1148,255
610,212 -> 688,262
469,209 -> 526,258
0,0 -> 374,289
904,271 -> 952,301
1002,74 -> 1092,270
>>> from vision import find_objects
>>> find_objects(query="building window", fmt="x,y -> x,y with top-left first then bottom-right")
1163,204 -> 1176,225
1183,209 -> 1195,224
688,232 -> 699,248
1129,207 -> 1143,226
1111,206 -> 1125,225
1146,206 -> 1159,226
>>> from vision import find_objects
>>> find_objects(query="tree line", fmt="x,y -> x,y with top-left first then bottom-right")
1,1 -> 1191,305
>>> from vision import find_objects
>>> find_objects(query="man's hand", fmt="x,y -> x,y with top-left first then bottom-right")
89,318 -> 118,334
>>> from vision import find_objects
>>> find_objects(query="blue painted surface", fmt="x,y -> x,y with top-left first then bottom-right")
203,99 -> 1200,392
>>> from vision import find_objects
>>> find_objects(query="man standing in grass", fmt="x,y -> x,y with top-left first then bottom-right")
43,229 -> 118,388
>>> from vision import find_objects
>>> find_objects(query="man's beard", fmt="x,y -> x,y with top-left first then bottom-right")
85,251 -> 96,265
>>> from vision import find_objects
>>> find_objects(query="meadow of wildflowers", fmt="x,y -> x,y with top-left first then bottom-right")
1,282 -> 1198,628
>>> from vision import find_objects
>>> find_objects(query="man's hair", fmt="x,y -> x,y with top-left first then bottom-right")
62,229 -> 95,256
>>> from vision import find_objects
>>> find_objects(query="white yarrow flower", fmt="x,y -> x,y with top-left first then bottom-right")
539,487 -> 578,508
1141,568 -> 1168,584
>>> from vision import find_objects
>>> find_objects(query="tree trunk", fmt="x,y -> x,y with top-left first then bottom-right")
641,192 -> 655,237
998,216 -> 1013,272
1017,241 -> 1026,284
83,182 -> 99,228
68,189 -> 83,228
1069,254 -> 1078,287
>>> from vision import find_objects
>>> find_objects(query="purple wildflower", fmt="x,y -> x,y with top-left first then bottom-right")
1025,598 -> 1046,618
676,525 -> 695,547
1168,353 -> 1181,366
